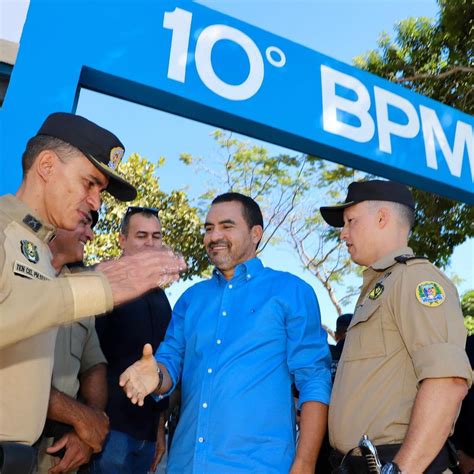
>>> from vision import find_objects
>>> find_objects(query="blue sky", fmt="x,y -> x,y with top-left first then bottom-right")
3,0 -> 471,332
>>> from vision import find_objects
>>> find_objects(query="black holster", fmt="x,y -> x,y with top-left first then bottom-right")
330,442 -> 455,474
0,442 -> 36,474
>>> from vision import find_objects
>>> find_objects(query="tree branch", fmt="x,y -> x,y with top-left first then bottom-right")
395,66 -> 473,83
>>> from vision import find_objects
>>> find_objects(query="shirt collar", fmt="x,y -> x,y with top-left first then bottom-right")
213,257 -> 264,283
0,194 -> 56,243
369,246 -> 413,271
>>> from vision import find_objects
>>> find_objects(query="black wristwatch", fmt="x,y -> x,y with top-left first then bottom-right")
381,462 -> 402,474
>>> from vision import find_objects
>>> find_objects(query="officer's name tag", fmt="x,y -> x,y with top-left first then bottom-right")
13,260 -> 51,281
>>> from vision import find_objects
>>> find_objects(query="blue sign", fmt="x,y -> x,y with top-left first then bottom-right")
1,1 -> 473,203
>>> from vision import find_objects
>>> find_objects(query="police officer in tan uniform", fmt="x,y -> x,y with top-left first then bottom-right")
37,211 -> 109,474
0,113 -> 186,461
320,180 -> 472,474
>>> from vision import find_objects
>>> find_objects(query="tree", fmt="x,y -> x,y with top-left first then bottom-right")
85,153 -> 208,279
180,130 -> 313,254
462,290 -> 474,335
354,0 -> 474,267
286,159 -> 365,316
181,131 -> 364,329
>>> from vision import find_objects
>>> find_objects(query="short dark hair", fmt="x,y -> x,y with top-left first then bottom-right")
21,135 -> 78,177
120,207 -> 160,237
211,192 -> 264,230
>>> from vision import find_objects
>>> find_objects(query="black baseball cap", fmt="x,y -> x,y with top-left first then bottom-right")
37,112 -> 137,201
320,180 -> 415,227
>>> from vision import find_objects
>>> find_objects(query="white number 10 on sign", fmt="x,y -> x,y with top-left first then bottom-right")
163,8 -> 286,101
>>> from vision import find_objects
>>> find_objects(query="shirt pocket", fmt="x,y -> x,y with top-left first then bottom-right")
342,301 -> 386,361
70,322 -> 88,361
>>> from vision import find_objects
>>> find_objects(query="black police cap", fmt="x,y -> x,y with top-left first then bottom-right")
320,180 -> 415,227
37,112 -> 137,202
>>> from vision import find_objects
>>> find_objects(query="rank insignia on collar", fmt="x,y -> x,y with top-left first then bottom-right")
416,281 -> 445,307
368,282 -> 384,300
23,214 -> 42,232
20,240 -> 40,264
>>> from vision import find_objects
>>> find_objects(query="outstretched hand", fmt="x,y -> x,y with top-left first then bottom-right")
98,248 -> 187,307
119,344 -> 159,406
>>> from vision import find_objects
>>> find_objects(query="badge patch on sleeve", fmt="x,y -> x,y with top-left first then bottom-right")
20,240 -> 40,263
368,283 -> 384,300
416,281 -> 445,307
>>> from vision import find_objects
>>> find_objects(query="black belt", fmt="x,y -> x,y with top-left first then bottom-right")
329,442 -> 453,474
0,442 -> 37,474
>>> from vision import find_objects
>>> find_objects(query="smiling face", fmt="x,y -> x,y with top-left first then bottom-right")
42,150 -> 108,231
50,212 -> 94,267
340,201 -> 381,267
204,201 -> 263,280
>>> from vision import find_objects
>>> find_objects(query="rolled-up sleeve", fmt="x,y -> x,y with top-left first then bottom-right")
392,264 -> 472,387
286,279 -> 332,407
0,269 -> 112,349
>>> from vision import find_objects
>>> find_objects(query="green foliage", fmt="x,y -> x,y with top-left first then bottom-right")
462,290 -> 474,315
410,189 -> 474,267
85,153 -> 209,278
465,317 -> 474,335
354,0 -> 474,267
461,290 -> 474,335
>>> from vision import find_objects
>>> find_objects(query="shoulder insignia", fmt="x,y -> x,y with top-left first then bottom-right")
395,254 -> 429,264
20,240 -> 40,264
22,214 -> 42,232
416,281 -> 445,307
368,282 -> 384,300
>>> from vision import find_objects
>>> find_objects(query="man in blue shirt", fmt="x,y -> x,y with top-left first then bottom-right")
120,192 -> 331,473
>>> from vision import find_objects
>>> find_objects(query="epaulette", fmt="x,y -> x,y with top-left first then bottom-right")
394,254 -> 429,264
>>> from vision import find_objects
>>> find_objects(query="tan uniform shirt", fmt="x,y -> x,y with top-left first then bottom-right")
329,246 -> 473,454
0,194 -> 113,445
52,318 -> 106,398
37,318 -> 107,474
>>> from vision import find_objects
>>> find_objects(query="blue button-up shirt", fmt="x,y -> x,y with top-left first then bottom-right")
156,258 -> 331,473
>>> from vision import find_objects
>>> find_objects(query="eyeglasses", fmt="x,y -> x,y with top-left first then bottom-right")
120,206 -> 159,231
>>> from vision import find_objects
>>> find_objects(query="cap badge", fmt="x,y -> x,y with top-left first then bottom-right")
416,281 -> 445,307
20,240 -> 40,264
108,147 -> 124,170
368,282 -> 384,300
